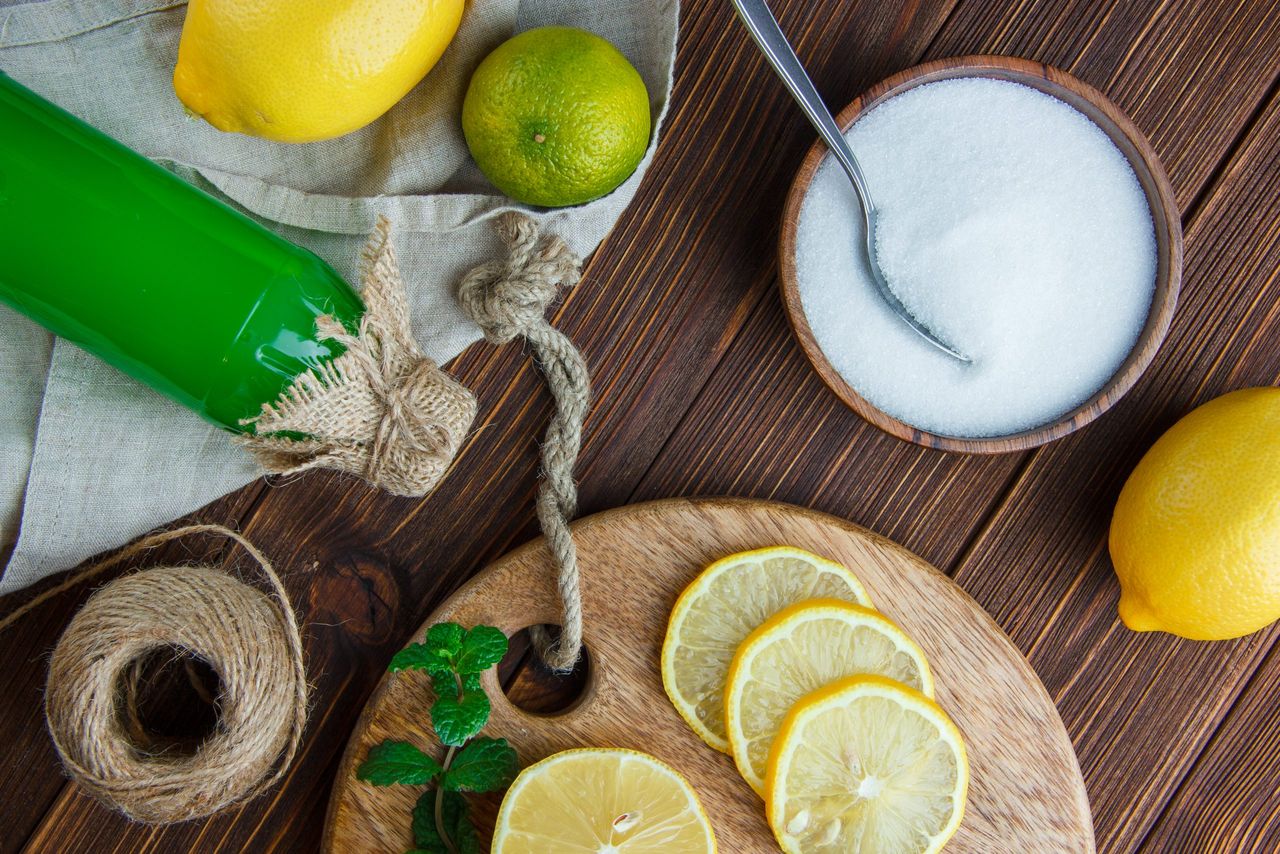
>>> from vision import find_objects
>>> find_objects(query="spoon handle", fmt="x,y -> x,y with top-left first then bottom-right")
731,0 -> 876,217
731,0 -> 971,363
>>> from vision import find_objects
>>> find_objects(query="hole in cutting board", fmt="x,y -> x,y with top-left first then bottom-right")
116,646 -> 223,756
498,625 -> 592,716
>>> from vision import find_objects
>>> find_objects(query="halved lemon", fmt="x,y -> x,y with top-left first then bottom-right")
726,599 -> 934,793
492,748 -> 716,853
766,675 -> 968,854
662,546 -> 873,752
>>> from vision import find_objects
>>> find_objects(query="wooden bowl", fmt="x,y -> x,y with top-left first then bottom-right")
778,55 -> 1182,454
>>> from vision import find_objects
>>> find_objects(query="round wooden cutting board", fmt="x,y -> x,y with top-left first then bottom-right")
325,498 -> 1094,852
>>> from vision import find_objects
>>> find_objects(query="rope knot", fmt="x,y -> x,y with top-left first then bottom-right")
365,358 -> 454,484
457,212 -> 582,345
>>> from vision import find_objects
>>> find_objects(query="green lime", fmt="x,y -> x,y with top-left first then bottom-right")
462,26 -> 651,208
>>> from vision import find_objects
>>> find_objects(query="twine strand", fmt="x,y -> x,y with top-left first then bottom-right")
457,212 -> 587,672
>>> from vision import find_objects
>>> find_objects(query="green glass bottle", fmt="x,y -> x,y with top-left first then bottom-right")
0,72 -> 364,431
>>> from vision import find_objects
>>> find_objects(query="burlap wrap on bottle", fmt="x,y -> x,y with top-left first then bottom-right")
239,218 -> 476,497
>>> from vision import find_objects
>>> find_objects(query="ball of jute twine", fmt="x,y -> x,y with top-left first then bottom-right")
457,211 -> 588,673
0,525 -> 306,824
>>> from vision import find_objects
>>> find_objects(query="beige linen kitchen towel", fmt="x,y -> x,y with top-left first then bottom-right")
0,0 -> 678,594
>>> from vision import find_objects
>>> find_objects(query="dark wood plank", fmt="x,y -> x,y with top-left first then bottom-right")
630,294 -> 1027,568
948,86 -> 1280,852
1140,636 -> 1280,852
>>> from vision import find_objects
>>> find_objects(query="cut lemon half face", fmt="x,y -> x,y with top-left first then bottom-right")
662,546 -> 873,752
766,675 -> 968,854
493,748 -> 716,853
726,599 -> 934,793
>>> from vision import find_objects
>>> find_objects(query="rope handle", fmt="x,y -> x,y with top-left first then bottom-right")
457,212 -> 589,672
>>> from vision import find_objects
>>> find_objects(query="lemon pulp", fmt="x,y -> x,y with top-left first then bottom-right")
766,675 -> 968,854
661,546 -> 872,752
492,748 -> 715,853
725,599 -> 933,793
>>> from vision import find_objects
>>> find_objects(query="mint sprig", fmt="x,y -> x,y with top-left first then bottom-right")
358,623 -> 520,854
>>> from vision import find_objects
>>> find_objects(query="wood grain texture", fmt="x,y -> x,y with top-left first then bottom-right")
0,0 -> 1278,850
327,499 -> 1092,853
777,54 -> 1182,453
1138,636 -> 1280,853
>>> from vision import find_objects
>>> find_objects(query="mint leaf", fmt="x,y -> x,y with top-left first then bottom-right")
443,737 -> 518,793
357,740 -> 443,786
389,642 -> 452,677
456,818 -> 482,854
431,689 -> 490,746
425,622 -> 466,661
411,789 -> 454,851
410,791 -> 439,851
391,622 -> 471,677
456,626 -> 508,673
460,671 -> 482,693
412,790 -> 481,854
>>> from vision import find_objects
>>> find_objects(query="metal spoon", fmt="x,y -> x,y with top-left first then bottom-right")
731,0 -> 970,362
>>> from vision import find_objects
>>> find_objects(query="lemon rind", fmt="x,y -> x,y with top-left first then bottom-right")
660,546 -> 873,752
724,598 -> 936,793
492,747 -> 717,853
764,674 -> 968,854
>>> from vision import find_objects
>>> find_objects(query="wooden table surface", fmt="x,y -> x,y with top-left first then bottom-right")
2,0 -> 1279,851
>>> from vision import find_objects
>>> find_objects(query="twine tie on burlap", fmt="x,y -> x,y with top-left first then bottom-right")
0,525 -> 308,824
457,212 -> 588,672
240,217 -> 476,497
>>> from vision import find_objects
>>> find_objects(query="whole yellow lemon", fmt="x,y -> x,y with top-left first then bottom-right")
1110,387 -> 1280,640
174,0 -> 464,143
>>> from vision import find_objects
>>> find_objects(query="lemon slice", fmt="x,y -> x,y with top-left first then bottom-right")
726,599 -> 934,793
766,675 -> 968,854
662,546 -> 873,752
493,748 -> 716,853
